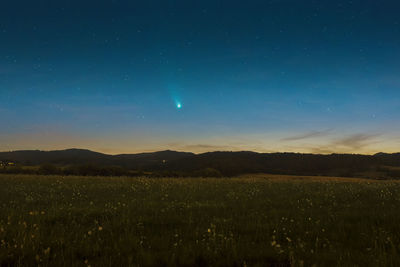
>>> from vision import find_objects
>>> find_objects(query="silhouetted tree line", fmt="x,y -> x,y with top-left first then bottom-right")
0,163 -> 224,178
1,150 -> 400,179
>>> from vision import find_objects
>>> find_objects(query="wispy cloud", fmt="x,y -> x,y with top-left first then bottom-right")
332,133 -> 381,151
281,129 -> 332,141
300,133 -> 382,154
308,147 -> 336,154
176,144 -> 233,152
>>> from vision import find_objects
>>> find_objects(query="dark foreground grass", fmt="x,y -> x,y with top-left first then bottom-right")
0,174 -> 400,266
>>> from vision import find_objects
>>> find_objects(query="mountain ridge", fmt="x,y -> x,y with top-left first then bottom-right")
1,148 -> 400,178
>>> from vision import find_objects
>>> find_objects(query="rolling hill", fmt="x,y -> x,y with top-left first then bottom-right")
1,149 -> 400,178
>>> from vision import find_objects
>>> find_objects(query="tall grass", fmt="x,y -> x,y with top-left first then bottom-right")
0,174 -> 399,266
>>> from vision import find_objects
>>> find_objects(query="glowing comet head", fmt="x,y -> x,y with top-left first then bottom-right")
176,103 -> 182,109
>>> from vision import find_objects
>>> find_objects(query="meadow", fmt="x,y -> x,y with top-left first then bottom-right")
0,174 -> 400,266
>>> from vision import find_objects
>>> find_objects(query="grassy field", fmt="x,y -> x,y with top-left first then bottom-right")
1,174 -> 400,266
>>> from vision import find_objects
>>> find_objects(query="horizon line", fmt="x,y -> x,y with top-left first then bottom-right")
0,147 -> 398,157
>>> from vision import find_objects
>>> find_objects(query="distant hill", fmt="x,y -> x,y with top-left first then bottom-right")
1,149 -> 400,178
0,149 -> 194,168
0,149 -> 109,165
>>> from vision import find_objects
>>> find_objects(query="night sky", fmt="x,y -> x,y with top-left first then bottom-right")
1,0 -> 400,154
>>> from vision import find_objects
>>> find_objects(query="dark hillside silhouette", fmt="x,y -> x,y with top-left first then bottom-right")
0,149 -> 400,178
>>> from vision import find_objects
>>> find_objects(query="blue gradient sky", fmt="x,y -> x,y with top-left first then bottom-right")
1,0 -> 400,154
